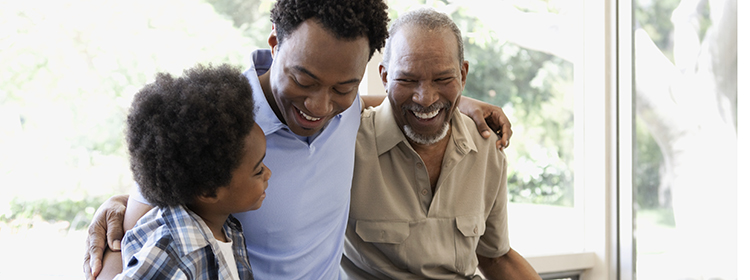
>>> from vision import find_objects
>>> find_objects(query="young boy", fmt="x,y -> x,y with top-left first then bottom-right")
115,64 -> 270,280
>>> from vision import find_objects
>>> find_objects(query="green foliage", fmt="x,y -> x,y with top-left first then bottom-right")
1,196 -> 108,231
450,6 -> 575,206
636,0 -> 680,62
634,117 -> 666,209
635,0 -> 712,63
203,0 -> 275,47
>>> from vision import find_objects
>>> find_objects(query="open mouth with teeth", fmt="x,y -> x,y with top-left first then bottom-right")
298,109 -> 321,121
411,108 -> 441,120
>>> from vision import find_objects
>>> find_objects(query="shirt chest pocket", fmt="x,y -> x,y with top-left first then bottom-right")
355,220 -> 410,244
454,215 -> 486,272
355,220 -> 411,269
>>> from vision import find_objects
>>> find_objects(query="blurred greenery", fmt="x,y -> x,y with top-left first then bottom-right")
635,0 -> 712,64
633,0 -> 713,210
634,117 -> 665,209
0,196 -> 108,230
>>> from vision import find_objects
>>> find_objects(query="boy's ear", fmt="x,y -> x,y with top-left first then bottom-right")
196,191 -> 221,204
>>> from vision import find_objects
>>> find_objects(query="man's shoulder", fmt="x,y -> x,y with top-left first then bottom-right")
455,112 -> 507,161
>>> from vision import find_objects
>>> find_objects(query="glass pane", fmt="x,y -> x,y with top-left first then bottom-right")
386,0 -> 582,255
0,1 -> 273,278
633,0 -> 737,279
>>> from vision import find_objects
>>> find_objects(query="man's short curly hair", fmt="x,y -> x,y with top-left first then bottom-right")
127,64 -> 256,208
270,0 -> 390,59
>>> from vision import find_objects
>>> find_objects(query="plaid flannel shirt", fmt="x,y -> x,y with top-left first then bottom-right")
115,205 -> 253,280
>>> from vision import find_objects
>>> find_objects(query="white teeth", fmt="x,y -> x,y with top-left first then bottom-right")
299,110 -> 321,121
413,109 -> 440,119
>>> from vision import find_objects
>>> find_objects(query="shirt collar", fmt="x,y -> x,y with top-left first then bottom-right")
373,97 -> 477,156
246,49 -> 285,136
160,205 -> 213,256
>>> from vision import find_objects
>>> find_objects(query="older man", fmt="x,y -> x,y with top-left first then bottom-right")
342,8 -> 539,279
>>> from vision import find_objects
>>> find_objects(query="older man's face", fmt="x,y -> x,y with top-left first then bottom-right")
380,26 -> 468,145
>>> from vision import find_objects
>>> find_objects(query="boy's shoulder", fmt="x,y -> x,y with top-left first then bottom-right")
124,205 -> 210,257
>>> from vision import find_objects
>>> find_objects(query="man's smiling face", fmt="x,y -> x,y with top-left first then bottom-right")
381,25 -> 468,145
267,19 -> 370,137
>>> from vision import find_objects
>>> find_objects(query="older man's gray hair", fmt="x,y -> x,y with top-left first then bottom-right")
381,7 -> 465,70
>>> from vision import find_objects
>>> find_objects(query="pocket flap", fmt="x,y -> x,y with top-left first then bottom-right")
355,220 -> 410,244
456,215 -> 485,237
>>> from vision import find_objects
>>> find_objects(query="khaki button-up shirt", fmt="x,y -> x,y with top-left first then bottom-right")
343,99 -> 510,279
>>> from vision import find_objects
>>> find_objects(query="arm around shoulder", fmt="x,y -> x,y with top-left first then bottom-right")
477,248 -> 541,280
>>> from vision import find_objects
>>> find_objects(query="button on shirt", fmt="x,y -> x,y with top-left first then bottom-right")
342,99 -> 510,279
233,49 -> 360,279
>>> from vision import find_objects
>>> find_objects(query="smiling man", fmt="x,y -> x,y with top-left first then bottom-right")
342,8 -> 540,279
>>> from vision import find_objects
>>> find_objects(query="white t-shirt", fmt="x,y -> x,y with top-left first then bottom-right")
216,237 -> 240,280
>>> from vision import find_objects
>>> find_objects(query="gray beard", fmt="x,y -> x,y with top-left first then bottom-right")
403,122 -> 450,146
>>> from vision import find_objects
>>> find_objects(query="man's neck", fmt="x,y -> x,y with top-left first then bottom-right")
409,128 -> 452,191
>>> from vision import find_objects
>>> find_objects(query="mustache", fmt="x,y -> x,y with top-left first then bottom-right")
402,102 -> 451,113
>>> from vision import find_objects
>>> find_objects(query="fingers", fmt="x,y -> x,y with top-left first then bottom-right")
497,122 -> 513,150
86,223 -> 105,279
85,194 -> 128,279
105,208 -> 125,252
83,239 -> 92,279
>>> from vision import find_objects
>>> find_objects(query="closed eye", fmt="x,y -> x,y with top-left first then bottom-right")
255,166 -> 265,176
292,76 -> 312,88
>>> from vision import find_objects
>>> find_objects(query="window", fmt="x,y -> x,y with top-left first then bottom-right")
630,0 -> 738,279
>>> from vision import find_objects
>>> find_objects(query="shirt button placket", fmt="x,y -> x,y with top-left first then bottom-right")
415,161 -> 430,207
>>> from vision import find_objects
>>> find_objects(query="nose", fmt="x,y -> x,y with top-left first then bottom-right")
412,82 -> 439,108
304,90 -> 334,117
263,163 -> 272,181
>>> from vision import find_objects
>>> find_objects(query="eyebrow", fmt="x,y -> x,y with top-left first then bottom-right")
292,66 -> 361,85
253,153 -> 266,171
395,69 -> 455,77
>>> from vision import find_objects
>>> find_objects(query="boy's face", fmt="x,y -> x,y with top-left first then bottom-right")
218,123 -> 271,212
267,19 -> 370,137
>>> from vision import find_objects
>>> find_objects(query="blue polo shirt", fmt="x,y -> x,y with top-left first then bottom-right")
234,49 -> 360,279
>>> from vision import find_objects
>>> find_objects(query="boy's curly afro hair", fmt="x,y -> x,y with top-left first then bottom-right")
271,0 -> 390,59
127,64 -> 256,208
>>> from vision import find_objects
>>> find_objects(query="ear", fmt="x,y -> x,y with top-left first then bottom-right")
195,190 -> 221,204
379,64 -> 388,87
460,60 -> 469,88
268,25 -> 279,57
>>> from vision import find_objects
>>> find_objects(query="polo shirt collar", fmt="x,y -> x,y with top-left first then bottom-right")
373,98 -> 477,156
247,49 -> 285,136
